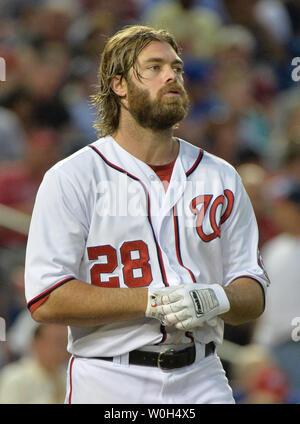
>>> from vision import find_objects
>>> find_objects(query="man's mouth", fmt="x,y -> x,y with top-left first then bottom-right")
164,89 -> 181,96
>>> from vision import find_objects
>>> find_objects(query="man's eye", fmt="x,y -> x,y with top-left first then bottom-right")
174,67 -> 184,74
150,65 -> 161,71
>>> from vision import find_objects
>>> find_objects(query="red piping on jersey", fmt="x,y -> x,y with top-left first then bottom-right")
172,206 -> 196,283
68,356 -> 75,404
88,144 -> 169,287
27,276 -> 75,313
186,149 -> 204,177
146,191 -> 169,286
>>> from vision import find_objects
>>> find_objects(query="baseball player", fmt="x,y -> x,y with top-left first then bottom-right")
25,25 -> 269,404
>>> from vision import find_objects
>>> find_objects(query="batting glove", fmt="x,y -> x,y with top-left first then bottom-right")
145,287 -> 175,323
155,283 -> 230,330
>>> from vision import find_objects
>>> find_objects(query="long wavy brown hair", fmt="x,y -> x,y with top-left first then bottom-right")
91,25 -> 181,137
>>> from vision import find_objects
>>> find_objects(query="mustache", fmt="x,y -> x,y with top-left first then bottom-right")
159,83 -> 186,97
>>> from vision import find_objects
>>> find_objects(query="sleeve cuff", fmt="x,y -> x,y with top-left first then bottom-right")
27,277 -> 75,314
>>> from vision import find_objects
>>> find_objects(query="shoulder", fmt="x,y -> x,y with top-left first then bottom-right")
53,137 -> 110,171
203,151 -> 238,176
179,138 -> 239,181
33,137 -> 112,205
44,136 -> 112,182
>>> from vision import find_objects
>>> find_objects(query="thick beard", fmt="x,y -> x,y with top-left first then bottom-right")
126,79 -> 189,131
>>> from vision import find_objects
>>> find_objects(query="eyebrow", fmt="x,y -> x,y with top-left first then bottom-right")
143,57 -> 184,66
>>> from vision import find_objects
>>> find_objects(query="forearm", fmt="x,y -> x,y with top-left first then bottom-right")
220,277 -> 265,325
32,279 -> 148,327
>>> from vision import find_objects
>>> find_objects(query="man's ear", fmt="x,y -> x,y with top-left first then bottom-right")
110,75 -> 127,98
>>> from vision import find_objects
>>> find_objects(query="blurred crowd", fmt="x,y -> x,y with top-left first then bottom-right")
0,0 -> 299,404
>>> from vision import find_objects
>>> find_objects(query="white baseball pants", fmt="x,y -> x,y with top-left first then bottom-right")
65,347 -> 235,404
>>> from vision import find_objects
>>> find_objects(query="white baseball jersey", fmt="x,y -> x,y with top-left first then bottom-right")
25,136 -> 269,357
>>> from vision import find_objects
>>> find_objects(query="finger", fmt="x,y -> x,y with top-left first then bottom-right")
160,293 -> 175,306
163,312 -> 182,326
163,308 -> 190,326
163,289 -> 184,303
155,303 -> 185,321
156,303 -> 176,316
152,287 -> 185,306
150,287 -> 177,302
175,317 -> 205,331
162,299 -> 184,314
153,290 -> 178,306
174,318 -> 193,331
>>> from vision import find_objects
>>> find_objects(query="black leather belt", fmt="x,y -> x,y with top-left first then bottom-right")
94,342 -> 215,370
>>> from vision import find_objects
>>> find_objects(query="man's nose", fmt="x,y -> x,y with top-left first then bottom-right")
164,66 -> 178,83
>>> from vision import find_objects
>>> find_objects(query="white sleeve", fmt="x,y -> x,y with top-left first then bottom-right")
25,168 -> 89,312
221,173 -> 270,298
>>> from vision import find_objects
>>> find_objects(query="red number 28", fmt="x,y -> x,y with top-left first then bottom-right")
87,240 -> 153,288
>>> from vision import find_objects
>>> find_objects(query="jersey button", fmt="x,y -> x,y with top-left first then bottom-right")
149,175 -> 156,181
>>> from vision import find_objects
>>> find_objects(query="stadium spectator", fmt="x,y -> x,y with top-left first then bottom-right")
0,107 -> 26,162
143,0 -> 222,59
230,344 -> 292,403
237,162 -> 279,248
0,323 -> 69,404
252,179 -> 300,398
254,0 -> 292,45
283,142 -> 300,186
0,128 -> 62,247
222,0 -> 287,64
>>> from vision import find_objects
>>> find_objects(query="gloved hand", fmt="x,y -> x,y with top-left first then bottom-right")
146,283 -> 230,330
145,286 -> 173,323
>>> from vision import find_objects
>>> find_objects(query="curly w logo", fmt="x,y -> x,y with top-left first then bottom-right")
190,190 -> 234,242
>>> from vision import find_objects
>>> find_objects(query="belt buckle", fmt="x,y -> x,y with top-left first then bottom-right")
157,349 -> 176,370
